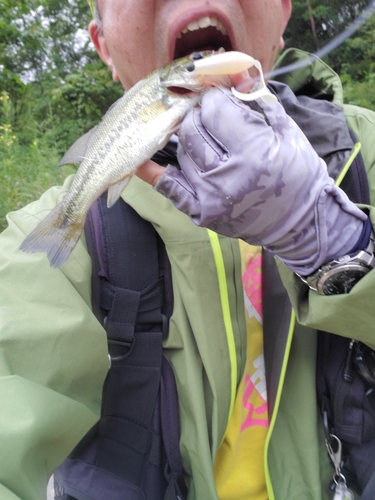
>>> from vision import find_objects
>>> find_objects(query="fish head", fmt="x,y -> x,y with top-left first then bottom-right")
158,50 -> 232,96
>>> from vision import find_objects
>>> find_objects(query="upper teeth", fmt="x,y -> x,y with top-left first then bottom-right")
178,16 -> 228,38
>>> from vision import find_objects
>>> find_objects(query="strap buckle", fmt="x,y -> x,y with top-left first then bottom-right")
107,337 -> 136,364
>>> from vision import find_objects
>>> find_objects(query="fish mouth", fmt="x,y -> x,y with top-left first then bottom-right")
166,86 -> 195,95
172,14 -> 234,60
163,49 -> 232,96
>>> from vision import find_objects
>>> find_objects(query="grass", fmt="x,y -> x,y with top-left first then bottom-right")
0,134 -> 75,232
341,74 -> 375,111
0,91 -> 76,232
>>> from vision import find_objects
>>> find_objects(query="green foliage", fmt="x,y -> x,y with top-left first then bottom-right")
48,60 -> 123,151
13,59 -> 123,154
284,1 -> 319,53
338,15 -> 375,79
0,91 -> 75,231
0,0 -> 93,86
286,0 -> 370,51
0,0 -> 121,228
285,1 -> 375,112
340,73 -> 375,109
0,0 -> 124,230
0,0 -> 123,152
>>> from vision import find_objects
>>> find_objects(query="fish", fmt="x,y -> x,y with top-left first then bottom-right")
19,50 -> 263,268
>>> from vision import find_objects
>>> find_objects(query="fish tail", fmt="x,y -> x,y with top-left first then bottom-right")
19,203 -> 84,268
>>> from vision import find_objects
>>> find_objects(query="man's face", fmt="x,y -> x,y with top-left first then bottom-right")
90,0 -> 292,90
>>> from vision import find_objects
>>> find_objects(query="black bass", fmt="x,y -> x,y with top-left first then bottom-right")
19,51 -> 259,268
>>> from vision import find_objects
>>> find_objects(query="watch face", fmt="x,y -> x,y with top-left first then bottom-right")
320,268 -> 369,295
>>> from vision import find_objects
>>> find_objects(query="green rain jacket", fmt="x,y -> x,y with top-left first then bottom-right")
1,49 -> 375,500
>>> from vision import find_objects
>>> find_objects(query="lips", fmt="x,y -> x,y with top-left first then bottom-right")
173,15 -> 233,60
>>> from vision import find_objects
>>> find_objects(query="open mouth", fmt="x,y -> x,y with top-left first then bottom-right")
173,16 -> 233,60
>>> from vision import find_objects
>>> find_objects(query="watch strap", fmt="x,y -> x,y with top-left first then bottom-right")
299,224 -> 375,294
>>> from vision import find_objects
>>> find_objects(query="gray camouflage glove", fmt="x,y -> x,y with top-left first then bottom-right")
155,87 -> 366,275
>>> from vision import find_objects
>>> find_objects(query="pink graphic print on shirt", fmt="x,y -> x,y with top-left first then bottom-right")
241,252 -> 268,431
242,253 -> 262,323
241,375 -> 268,431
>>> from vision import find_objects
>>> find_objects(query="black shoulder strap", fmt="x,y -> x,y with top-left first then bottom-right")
83,193 -> 186,500
85,192 -> 170,340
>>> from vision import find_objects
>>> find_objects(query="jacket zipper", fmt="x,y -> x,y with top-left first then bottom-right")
207,229 -> 238,419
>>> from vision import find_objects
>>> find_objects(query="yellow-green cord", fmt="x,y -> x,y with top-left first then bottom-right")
207,229 -> 238,418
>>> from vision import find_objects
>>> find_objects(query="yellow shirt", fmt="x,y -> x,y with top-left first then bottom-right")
214,242 -> 268,500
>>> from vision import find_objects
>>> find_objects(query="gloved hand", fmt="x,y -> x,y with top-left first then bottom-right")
155,87 -> 366,275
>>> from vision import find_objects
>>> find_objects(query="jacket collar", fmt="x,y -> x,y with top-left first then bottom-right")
273,47 -> 344,106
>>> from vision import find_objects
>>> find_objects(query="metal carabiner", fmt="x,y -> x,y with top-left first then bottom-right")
326,434 -> 343,478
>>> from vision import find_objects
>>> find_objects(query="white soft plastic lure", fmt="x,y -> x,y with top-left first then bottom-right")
187,50 -> 277,104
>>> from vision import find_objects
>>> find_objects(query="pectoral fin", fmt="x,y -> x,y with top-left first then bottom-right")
107,176 -> 132,208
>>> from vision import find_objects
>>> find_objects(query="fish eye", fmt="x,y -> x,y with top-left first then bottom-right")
190,52 -> 204,61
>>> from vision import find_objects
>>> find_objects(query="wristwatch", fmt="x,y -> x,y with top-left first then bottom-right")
299,231 -> 375,295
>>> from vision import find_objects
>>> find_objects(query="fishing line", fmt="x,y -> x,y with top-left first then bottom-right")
267,0 -> 375,80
